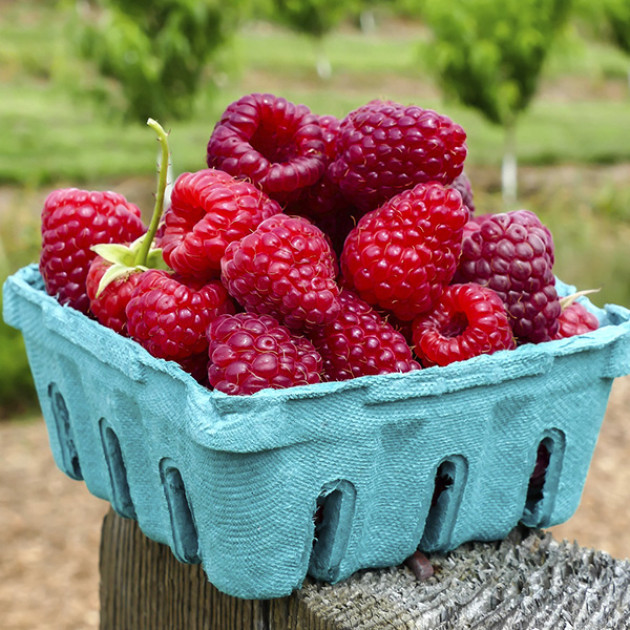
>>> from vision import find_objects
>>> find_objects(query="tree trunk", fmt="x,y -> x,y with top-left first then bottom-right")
314,38 -> 332,80
100,508 -> 630,629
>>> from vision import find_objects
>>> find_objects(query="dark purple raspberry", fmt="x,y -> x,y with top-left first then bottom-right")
329,99 -> 467,214
412,283 -> 516,367
206,93 -> 327,204
340,182 -> 468,321
220,214 -> 340,332
449,171 -> 475,215
454,210 -> 561,344
207,312 -> 323,395
161,168 -> 282,280
308,289 -> 421,381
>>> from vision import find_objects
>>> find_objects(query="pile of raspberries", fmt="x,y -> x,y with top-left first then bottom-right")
39,93 -> 599,395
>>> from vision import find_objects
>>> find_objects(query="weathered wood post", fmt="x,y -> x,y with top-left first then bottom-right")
100,508 -> 630,629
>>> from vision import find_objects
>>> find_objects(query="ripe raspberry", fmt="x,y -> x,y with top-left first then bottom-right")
221,214 -> 340,331
454,210 -> 561,344
39,188 -> 145,314
308,289 -> 421,381
340,182 -> 468,321
160,168 -> 282,280
86,256 -> 145,335
206,93 -> 327,204
412,283 -> 516,367
329,99 -> 467,213
553,301 -> 599,340
449,171 -> 475,215
207,312 -> 322,395
126,270 -> 234,367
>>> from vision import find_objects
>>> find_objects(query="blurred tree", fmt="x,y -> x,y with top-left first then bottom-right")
602,0 -> 630,89
269,0 -> 354,79
422,0 -> 573,204
75,0 -> 247,122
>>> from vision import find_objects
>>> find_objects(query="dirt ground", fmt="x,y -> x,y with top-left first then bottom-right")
1,375 -> 629,630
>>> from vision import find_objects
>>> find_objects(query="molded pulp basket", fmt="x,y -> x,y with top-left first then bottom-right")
4,264 -> 630,599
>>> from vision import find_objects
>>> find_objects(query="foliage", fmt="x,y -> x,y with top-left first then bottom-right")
602,0 -> 630,55
268,0 -> 353,39
74,0 -> 246,122
421,0 -> 573,127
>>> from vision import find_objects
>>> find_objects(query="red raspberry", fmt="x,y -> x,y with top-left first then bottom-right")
340,182 -> 468,321
39,188 -> 145,314
85,256 -> 145,335
454,210 -> 561,344
329,99 -> 467,213
160,168 -> 282,280
412,283 -> 516,367
308,290 -> 421,381
220,214 -> 340,331
126,270 -> 234,367
553,302 -> 599,340
207,312 -> 322,395
206,93 -> 327,204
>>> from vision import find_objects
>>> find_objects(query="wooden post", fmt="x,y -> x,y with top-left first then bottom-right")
100,508 -> 630,629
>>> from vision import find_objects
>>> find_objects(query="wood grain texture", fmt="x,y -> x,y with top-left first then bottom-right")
100,508 -> 630,629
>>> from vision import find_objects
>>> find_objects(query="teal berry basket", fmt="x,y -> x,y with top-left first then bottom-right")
4,263 -> 630,599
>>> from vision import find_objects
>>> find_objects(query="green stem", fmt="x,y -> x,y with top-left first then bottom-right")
135,118 -> 170,266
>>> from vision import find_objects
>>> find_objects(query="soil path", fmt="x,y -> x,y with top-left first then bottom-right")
1,376 -> 629,630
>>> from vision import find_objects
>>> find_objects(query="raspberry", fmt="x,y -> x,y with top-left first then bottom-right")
206,93 -> 327,204
207,312 -> 322,395
285,113 -> 360,235
454,210 -> 561,343
553,302 -> 599,340
160,168 -> 282,280
86,257 -> 145,335
329,99 -> 467,213
412,283 -> 516,367
221,214 -> 340,331
126,270 -> 235,367
308,290 -> 421,381
340,182 -> 468,321
449,171 -> 475,215
39,188 -> 145,314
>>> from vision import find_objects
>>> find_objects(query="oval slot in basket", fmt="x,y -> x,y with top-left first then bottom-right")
99,419 -> 136,519
309,480 -> 356,582
47,382 -> 82,480
159,458 -> 201,565
420,455 -> 468,552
